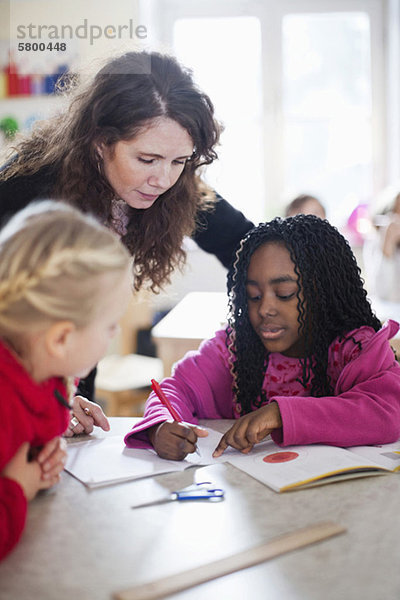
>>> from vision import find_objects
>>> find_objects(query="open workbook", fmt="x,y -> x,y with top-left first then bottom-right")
228,438 -> 400,492
65,426 -> 400,492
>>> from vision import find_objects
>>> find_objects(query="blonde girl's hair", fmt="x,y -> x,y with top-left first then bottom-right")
0,201 -> 131,340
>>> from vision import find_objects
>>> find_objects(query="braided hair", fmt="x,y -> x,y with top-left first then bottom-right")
227,215 -> 381,416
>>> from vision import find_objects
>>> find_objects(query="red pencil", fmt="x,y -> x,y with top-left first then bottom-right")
151,379 -> 181,421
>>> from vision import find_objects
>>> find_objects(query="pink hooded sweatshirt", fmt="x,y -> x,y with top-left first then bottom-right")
125,320 -> 400,449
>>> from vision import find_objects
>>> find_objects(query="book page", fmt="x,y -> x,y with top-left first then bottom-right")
65,435 -> 189,487
228,440 -> 389,492
64,427 -> 236,488
347,440 -> 400,471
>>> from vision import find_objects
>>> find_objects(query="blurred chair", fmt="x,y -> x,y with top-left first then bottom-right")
95,353 -> 163,416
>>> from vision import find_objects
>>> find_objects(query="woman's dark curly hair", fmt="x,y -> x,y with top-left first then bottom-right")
227,215 -> 381,416
1,51 -> 221,291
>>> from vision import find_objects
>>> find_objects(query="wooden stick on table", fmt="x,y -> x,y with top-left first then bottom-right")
114,521 -> 346,600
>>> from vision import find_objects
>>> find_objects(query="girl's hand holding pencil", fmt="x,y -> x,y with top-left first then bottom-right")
148,421 -> 209,461
148,380 -> 208,460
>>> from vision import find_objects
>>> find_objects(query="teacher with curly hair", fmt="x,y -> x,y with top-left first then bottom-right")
0,49 -> 254,432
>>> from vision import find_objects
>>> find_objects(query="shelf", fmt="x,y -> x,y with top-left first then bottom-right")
0,94 -> 66,137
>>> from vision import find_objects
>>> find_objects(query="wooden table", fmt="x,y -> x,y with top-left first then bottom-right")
151,292 -> 228,376
1,418 -> 400,600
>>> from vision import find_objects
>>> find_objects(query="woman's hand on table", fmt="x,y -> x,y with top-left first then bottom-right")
64,396 -> 110,437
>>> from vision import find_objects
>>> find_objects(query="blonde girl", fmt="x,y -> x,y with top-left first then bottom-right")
0,201 -> 131,560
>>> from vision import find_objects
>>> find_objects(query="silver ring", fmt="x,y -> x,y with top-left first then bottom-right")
70,416 -> 79,429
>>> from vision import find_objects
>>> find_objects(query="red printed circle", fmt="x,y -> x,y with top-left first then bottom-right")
263,451 -> 299,464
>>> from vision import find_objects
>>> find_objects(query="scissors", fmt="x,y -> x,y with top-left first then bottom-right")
131,482 -> 225,509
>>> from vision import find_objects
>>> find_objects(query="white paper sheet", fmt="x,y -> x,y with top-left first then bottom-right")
64,427 -> 238,488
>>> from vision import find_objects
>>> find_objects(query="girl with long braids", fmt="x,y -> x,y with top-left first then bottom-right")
125,215 -> 400,460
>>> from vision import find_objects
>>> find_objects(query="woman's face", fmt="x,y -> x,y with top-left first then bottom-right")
99,117 -> 194,209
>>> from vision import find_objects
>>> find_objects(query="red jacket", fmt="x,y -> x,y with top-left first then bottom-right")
0,341 -> 70,560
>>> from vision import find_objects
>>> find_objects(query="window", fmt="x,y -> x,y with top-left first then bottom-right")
174,16 -> 264,223
282,12 -> 374,223
145,0 -> 386,226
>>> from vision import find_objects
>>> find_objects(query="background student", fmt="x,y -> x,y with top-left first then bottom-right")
0,49 -> 253,412
285,193 -> 326,219
125,216 -> 400,459
363,187 -> 400,303
0,201 -> 131,560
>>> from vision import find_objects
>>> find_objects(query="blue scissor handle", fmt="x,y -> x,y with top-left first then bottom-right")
174,482 -> 224,501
